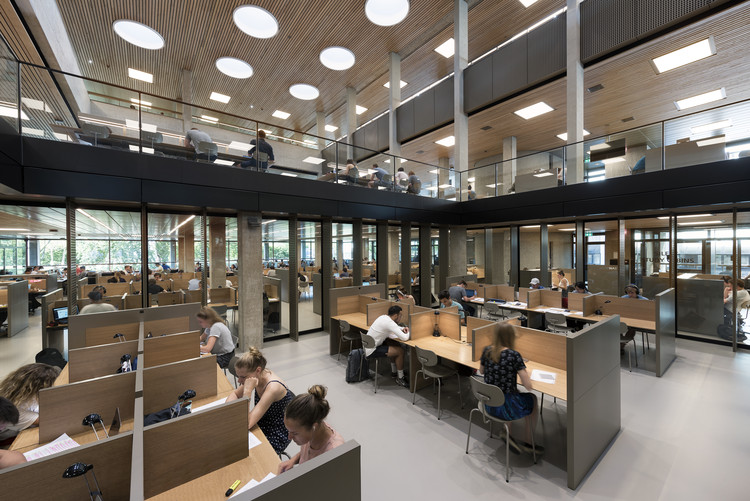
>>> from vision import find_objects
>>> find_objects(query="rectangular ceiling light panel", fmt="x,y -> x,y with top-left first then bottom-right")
272,110 -> 290,119
435,38 -> 455,58
651,37 -> 716,74
514,102 -> 554,120
128,68 -> 153,83
674,88 -> 725,111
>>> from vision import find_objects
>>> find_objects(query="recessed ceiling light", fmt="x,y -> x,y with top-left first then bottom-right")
651,37 -> 716,74
514,102 -> 554,119
435,136 -> 455,147
128,68 -> 153,83
200,115 -> 219,123
129,145 -> 155,154
272,110 -> 290,119
556,130 -> 590,141
281,172 -> 298,177
319,46 -> 356,70
435,38 -> 454,58
213,159 -> 235,166
303,157 -> 326,164
113,20 -> 165,50
486,184 -> 497,188
589,142 -> 611,151
210,92 -> 231,104
233,5 -> 279,39
365,0 -> 410,26
675,88 -> 725,111
325,124 -> 338,132
215,57 -> 254,79
228,141 -> 251,151
519,0 -> 539,7
678,220 -> 724,226
467,177 -> 475,182
22,127 -> 44,137
289,84 -> 320,100
533,171 -> 554,177
384,80 -> 407,88
691,119 -> 732,134
429,169 -> 439,174
0,228 -> 29,231
356,105 -> 367,115
696,135 -> 725,147
557,228 -> 576,232
657,214 -> 713,220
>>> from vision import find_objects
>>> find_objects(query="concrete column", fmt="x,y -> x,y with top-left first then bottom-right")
566,0 -> 585,184
346,87 -> 357,159
288,216 -> 299,341
453,0 -> 469,173
502,136 -> 517,191
28,240 -> 39,267
352,220 -> 363,285
209,217 -> 226,289
449,227 -> 467,279
540,224 -> 549,287
376,221 -> 388,285
510,226 -> 520,288
484,228 -> 494,284
438,226 -> 450,290
389,52 -> 402,158
316,111 -> 327,151
575,220 -> 585,286
178,223 -> 194,273
388,228 -> 400,275
401,221 -> 411,294
181,69 -> 193,134
237,212 -> 263,351
335,233 -> 344,273
438,157 -> 450,198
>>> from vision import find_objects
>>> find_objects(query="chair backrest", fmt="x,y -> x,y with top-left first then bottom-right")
485,302 -> 500,314
382,174 -> 392,183
197,141 -> 218,155
227,355 -> 240,377
619,321 -> 629,335
339,320 -> 351,334
256,151 -> 269,162
545,312 -> 566,326
415,346 -> 438,368
142,131 -> 163,144
212,304 -> 228,317
81,123 -> 110,138
469,376 -> 505,408
360,333 -> 376,350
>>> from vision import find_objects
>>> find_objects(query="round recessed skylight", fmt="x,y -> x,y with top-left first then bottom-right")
233,5 -> 279,39
319,46 -> 356,71
289,84 -> 320,101
365,0 -> 410,27
216,57 -> 254,79
112,20 -> 165,50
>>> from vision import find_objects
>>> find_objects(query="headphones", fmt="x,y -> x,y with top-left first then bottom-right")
624,284 -> 638,293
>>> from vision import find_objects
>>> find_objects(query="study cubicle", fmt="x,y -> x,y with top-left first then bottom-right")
0,280 -> 29,337
4,273 -> 59,292
328,284 -> 387,356
444,274 -> 478,290
41,288 -> 65,351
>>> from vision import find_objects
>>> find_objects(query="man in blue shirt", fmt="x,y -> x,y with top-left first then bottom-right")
368,163 -> 390,188
438,290 -> 465,320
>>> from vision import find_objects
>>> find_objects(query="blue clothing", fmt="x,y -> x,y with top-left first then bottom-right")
480,346 -> 534,421
621,294 -> 647,300
440,300 -> 465,319
241,139 -> 275,171
631,156 -> 646,174
373,167 -> 388,180
254,379 -> 294,454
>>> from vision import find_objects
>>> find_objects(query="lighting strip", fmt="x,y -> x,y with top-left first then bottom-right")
169,215 -> 196,235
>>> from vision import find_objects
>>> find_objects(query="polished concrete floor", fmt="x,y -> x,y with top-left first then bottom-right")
3,315 -> 749,500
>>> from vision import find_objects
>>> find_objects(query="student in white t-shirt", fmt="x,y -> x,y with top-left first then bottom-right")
0,363 -> 60,442
365,305 -> 410,387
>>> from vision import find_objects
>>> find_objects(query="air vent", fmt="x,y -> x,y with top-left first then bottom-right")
480,125 -> 492,131
621,116 -> 634,123
587,84 -> 604,93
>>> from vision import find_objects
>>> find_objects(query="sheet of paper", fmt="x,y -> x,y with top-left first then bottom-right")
530,369 -> 557,384
191,398 -> 225,413
260,472 -> 276,483
230,479 -> 259,498
248,431 -> 262,450
23,433 -> 80,461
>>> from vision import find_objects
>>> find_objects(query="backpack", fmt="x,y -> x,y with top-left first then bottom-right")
35,348 -> 67,369
345,348 -> 370,383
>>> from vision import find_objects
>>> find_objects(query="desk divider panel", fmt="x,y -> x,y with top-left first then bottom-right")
655,288 -> 676,377
83,282 -> 132,297
411,305 -> 432,314
142,355 -> 218,415
527,289 -> 541,308
566,315 -> 621,489
183,290 -> 202,303
143,302 -> 201,333
6,280 -> 29,337
437,311 -> 460,340
157,291 -> 183,306
518,287 -> 533,302
582,295 -> 598,316
409,311 -> 437,340
68,309 -> 142,349
143,316 -> 189,337
210,287 -> 231,304
593,295 -> 655,321
472,324 -> 496,362
38,371 -> 136,442
68,340 -> 139,382
102,295 -> 124,310
478,284 -> 497,299
334,277 -> 354,288
1,432 -> 133,500
143,330 -> 200,368
466,316 -> 495,334
143,399 -> 249,498
242,440 -> 361,501
567,292 -> 585,311
540,289 -> 562,306
123,294 -> 143,309
329,284 -> 385,316
496,285 -> 516,302
366,300 -> 402,325
512,326 -> 567,371
358,294 -> 384,314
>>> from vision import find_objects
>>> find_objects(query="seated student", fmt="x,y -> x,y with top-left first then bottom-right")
621,284 -> 647,300
197,307 -> 235,368
555,270 -> 569,291
367,163 -> 389,188
343,159 -> 359,184
0,364 -> 60,443
723,278 -> 749,326
79,291 -> 117,314
0,397 -> 26,468
529,278 -> 544,290
438,290 -> 465,320
226,348 -> 295,454
406,171 -> 421,194
239,130 -> 275,171
339,266 -> 350,278
188,277 -> 201,290
467,184 -> 477,200
277,385 -> 345,474
396,286 -> 415,305
448,280 -> 476,317
479,322 -> 542,455
395,167 -> 409,188
365,305 -> 410,387
153,262 -> 164,272
572,281 -> 589,294
147,278 -> 164,295
722,275 -> 733,301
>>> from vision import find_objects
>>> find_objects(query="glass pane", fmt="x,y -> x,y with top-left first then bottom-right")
584,220 -> 618,295
519,225 -> 541,287
548,223 -> 576,289
363,224 -> 377,284
263,219 -> 289,338
298,221 -> 320,332
582,124 -> 662,181
466,229 -> 485,283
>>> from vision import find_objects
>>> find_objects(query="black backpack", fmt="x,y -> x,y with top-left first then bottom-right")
35,348 -> 67,369
345,348 -> 370,383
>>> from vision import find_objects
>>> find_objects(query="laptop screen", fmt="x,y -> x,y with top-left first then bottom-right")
53,307 -> 69,321
464,289 -> 476,298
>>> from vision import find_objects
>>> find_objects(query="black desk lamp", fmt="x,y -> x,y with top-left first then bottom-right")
82,413 -> 109,440
112,333 -> 125,342
63,462 -> 104,501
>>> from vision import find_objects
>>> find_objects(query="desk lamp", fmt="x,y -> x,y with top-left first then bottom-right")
112,333 -> 125,342
170,390 -> 196,418
433,310 -> 440,337
82,413 -> 109,440
63,462 -> 104,501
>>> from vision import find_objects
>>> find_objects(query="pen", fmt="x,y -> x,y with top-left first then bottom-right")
225,479 -> 241,497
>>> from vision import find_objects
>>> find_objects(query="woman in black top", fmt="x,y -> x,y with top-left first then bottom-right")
480,322 -> 542,454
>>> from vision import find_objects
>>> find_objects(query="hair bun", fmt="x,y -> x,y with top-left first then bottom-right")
308,384 -> 327,400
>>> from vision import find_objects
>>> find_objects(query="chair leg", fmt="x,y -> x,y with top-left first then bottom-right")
627,346 -> 632,372
540,393 -> 544,417
466,409 -> 477,453
633,341 -> 638,368
337,335 -> 343,361
373,359 -> 378,393
504,423 -> 510,483
412,369 -> 423,405
437,377 -> 442,420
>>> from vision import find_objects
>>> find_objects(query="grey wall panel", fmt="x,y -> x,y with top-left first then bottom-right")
464,55 -> 493,113
364,121 -> 378,152
655,288 -> 676,377
433,77 -> 454,126
351,128 -> 365,149
581,0 -> 637,62
396,100 -> 415,142
527,13 -> 566,84
492,36 -> 528,101
413,88 -> 436,134
376,114 -> 389,151
637,0 -> 712,37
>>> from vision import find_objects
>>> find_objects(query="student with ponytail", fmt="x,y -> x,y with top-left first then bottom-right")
277,385 -> 344,474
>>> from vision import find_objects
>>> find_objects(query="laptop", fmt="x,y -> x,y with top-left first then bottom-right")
464,289 -> 476,298
53,306 -> 69,324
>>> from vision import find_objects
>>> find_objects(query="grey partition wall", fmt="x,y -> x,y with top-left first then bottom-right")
641,276 -> 670,301
655,288 -> 676,377
397,77 -> 454,143
312,273 -> 322,315
676,278 -> 723,336
6,280 -> 29,337
275,269 -> 290,302
142,302 -> 201,330
566,315 -> 621,489
68,308 -> 142,349
587,265 -> 619,296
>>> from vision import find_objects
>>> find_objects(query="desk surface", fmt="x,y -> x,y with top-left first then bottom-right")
332,312 -> 369,331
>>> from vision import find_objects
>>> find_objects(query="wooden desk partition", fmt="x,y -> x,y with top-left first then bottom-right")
68,339 -> 139,382
1,432 -> 133,500
581,294 -> 598,317
518,287 -> 533,302
471,323 -> 496,362
38,372 -> 136,442
142,330 -> 200,368
478,284 -> 497,299
183,289 -> 202,303
410,310 -> 437,341
83,282 -> 131,297
495,284 -> 515,302
143,399 -> 249,498
513,326 -> 567,371
328,284 -> 386,355
142,356 -> 218,415
466,316 -> 495,336
437,311 -> 460,340
334,277 -> 353,288
540,289 -> 562,307
358,294 -> 383,313
4,281 -> 29,337
124,293 -> 144,309
68,309 -> 142,349
210,287 -> 231,304
567,292 -> 586,311
593,295 -> 655,322
366,300 -> 402,325
527,289 -> 541,308
157,291 -> 183,306
143,302 -> 201,335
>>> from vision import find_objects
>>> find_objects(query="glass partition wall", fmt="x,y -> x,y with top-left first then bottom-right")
298,221 -> 321,332
262,219 -> 290,338
547,223 -> 576,289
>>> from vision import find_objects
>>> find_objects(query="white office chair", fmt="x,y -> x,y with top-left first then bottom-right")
484,302 -> 506,321
545,312 -> 574,334
197,141 -> 218,162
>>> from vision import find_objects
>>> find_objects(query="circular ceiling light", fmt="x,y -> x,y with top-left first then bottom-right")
319,46 -> 356,71
216,57 -> 254,79
233,5 -> 279,39
289,84 -> 319,101
113,20 -> 165,49
365,0 -> 410,27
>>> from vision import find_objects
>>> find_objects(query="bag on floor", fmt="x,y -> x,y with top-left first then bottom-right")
35,348 -> 67,369
345,348 -> 370,383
